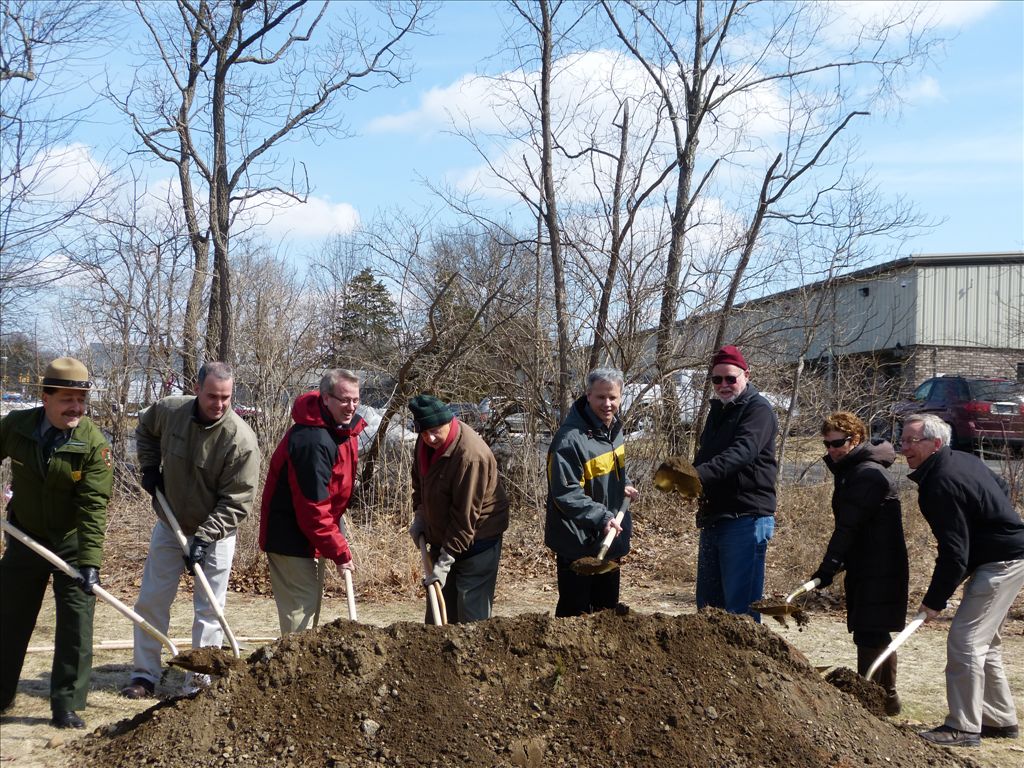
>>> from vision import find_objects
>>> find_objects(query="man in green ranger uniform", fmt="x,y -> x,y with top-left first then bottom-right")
1,357 -> 113,729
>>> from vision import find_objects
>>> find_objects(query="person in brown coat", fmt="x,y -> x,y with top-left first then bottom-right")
408,395 -> 509,623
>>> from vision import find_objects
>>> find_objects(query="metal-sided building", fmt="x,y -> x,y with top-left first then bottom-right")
715,252 -> 1023,390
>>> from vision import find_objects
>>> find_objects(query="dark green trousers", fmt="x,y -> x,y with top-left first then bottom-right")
1,531 -> 95,713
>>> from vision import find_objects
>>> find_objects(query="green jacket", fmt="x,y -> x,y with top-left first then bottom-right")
1,407 -> 112,567
136,396 -> 260,541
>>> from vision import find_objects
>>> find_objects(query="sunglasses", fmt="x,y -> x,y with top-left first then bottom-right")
822,436 -> 852,449
711,375 -> 739,385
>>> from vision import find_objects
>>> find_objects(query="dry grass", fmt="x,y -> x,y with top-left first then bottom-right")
7,434 -> 1022,622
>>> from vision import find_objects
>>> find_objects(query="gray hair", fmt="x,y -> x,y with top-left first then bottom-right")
586,367 -> 624,392
903,414 -> 951,447
319,369 -> 360,397
197,361 -> 233,387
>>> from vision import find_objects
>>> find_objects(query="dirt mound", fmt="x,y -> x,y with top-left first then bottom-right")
824,666 -> 888,717
70,610 -> 978,768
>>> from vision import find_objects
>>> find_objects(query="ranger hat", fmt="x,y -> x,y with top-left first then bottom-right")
408,394 -> 453,431
39,357 -> 93,390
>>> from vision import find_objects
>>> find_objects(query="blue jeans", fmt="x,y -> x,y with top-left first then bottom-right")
696,515 -> 774,621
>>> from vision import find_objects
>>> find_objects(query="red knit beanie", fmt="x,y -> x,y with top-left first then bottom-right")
710,345 -> 748,371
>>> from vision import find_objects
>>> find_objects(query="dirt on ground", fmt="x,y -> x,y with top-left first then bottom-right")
55,607 -> 984,768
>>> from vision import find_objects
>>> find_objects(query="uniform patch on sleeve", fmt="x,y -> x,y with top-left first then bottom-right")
101,447 -> 112,469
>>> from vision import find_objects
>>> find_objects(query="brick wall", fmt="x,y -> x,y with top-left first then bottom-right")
903,346 -> 1024,386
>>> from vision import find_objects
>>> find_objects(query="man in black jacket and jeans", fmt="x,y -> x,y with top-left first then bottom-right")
903,414 -> 1024,747
693,345 -> 778,621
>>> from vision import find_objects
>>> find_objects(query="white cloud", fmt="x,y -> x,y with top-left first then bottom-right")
368,74 -> 508,134
898,75 -> 943,104
828,1 -> 997,34
235,191 -> 361,239
7,142 -> 112,202
374,48 -> 792,209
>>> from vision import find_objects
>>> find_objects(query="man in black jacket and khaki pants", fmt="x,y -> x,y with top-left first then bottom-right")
902,413 -> 1024,747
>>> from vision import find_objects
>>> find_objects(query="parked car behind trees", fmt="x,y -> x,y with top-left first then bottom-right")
891,376 -> 1024,454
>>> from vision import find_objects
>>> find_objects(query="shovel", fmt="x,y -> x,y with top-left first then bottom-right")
752,578 -> 821,618
344,569 -> 358,621
571,507 -> 626,576
155,489 -> 241,658
0,518 -> 178,657
866,611 -> 926,681
418,535 -> 447,625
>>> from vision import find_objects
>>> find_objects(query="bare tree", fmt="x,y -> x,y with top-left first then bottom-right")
109,0 -> 426,385
0,0 -> 119,321
601,0 -> 941,451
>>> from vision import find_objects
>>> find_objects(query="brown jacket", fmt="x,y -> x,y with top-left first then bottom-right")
412,422 -> 509,556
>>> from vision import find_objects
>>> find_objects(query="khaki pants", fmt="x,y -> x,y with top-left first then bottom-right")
267,552 -> 327,635
945,558 -> 1024,732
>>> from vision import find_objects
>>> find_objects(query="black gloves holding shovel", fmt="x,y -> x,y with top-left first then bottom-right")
184,539 -> 210,573
77,566 -> 100,595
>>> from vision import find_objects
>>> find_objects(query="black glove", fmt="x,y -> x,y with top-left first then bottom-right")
140,466 -> 163,497
77,566 -> 100,595
184,539 -> 210,573
810,568 -> 834,589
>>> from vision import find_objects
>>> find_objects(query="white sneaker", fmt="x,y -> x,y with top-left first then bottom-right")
180,672 -> 211,696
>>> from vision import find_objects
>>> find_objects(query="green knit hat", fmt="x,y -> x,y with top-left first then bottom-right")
408,394 -> 454,431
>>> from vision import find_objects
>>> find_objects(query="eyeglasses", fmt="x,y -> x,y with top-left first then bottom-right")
326,393 -> 360,407
822,436 -> 852,449
711,375 -> 739,385
900,437 -> 929,446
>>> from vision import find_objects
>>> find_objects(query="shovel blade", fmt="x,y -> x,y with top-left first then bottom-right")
168,647 -> 245,676
570,556 -> 619,576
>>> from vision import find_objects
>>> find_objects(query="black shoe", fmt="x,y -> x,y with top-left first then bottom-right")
919,724 -> 980,747
120,677 -> 155,699
51,709 -> 85,729
980,723 -> 1019,739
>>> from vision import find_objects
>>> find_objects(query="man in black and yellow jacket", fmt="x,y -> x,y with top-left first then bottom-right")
545,368 -> 639,617
0,357 -> 112,729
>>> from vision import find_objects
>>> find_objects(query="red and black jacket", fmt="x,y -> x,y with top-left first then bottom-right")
258,391 -> 365,564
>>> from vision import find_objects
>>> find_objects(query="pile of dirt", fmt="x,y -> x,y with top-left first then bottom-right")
70,609 -> 978,768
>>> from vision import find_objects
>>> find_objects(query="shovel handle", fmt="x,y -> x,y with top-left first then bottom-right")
595,509 -> 626,561
786,578 -> 821,604
156,490 -> 241,658
1,518 -> 179,657
344,569 -> 358,621
418,536 -> 444,626
866,611 -> 926,681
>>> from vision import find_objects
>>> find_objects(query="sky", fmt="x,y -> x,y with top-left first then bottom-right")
14,0 -> 1024,286
263,0 -> 1024,259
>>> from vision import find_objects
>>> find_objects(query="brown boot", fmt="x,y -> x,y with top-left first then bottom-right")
857,646 -> 900,715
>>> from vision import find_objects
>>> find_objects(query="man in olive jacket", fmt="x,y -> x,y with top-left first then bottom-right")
120,362 -> 260,699
409,394 -> 509,623
1,357 -> 112,729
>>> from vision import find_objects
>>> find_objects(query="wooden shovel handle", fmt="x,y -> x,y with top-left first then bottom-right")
866,611 -> 926,681
156,489 -> 241,658
344,570 -> 358,621
1,519 -> 179,657
418,536 -> 444,626
595,509 -> 626,561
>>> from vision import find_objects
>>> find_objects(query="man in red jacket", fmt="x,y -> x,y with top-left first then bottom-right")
259,369 -> 365,634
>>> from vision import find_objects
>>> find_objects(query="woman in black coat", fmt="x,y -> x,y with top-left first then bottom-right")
810,411 -> 909,715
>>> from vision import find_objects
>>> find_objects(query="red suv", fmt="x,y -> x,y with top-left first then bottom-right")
893,376 -> 1024,454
